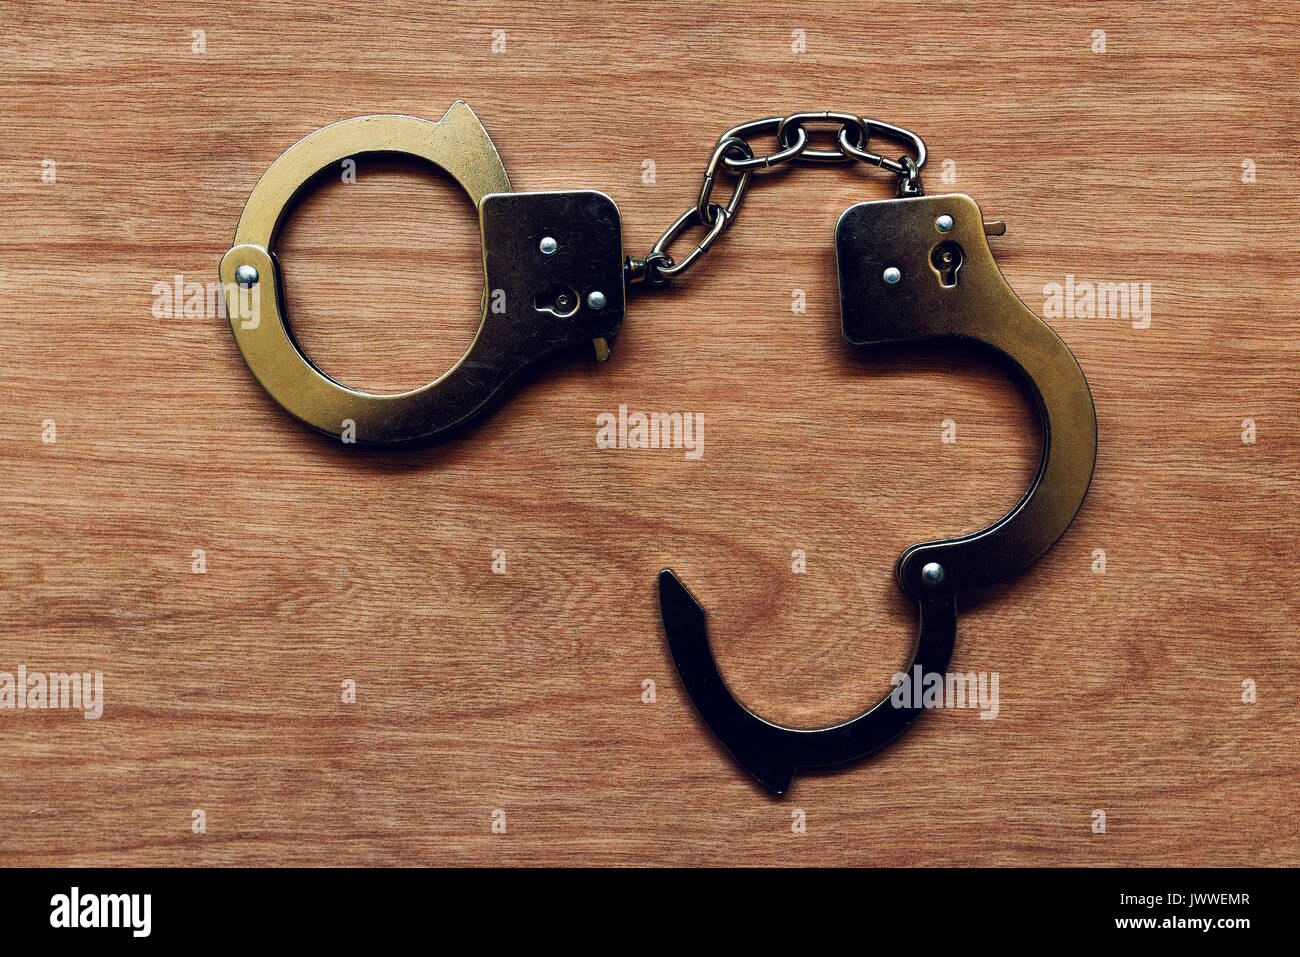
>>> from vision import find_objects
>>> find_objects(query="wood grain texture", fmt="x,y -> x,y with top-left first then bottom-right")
1,0 -> 1297,866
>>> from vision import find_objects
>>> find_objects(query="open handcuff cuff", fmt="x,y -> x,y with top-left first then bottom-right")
221,102 -> 1097,795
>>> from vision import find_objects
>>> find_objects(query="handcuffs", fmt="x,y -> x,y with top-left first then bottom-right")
222,102 -> 1097,795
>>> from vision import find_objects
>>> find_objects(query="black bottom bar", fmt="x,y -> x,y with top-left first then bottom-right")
0,866 -> 1283,944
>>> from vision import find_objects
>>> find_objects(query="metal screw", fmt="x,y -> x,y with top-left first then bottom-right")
936,214 -> 954,233
235,264 -> 259,287
920,562 -> 946,589
883,266 -> 901,285
587,290 -> 607,310
539,236 -> 558,255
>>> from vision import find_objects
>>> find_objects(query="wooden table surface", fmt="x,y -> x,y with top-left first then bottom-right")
2,0 -> 1297,866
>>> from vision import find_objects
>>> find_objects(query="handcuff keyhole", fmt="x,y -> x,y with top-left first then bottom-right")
534,283 -> 580,318
931,240 -> 963,287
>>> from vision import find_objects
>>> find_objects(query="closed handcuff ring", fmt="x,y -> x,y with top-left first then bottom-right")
220,102 -> 625,445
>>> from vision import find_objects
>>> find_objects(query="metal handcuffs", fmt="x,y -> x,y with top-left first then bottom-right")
221,102 -> 1097,795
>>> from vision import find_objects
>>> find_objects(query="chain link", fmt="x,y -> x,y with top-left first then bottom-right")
625,110 -> 927,287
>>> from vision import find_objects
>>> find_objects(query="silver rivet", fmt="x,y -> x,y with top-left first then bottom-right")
921,562 -> 946,588
883,266 -> 901,285
936,214 -> 954,233
539,236 -> 558,255
587,290 -> 607,310
235,264 -> 259,287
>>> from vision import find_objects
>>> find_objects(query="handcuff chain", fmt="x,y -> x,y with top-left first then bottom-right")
625,111 -> 927,288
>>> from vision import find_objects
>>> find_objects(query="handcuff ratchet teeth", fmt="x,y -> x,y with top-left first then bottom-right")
222,103 -> 1097,796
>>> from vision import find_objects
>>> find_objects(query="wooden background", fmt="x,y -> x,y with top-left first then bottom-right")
2,1 -> 1297,867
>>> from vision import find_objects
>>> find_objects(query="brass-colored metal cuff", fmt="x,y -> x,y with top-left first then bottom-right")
220,106 -> 513,444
